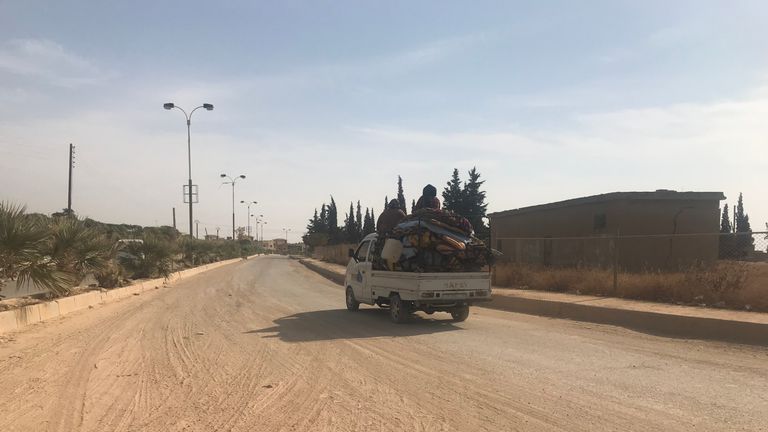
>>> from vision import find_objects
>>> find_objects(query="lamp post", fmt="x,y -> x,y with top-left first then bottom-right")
221,173 -> 246,240
282,228 -> 291,242
163,102 -> 213,237
254,214 -> 264,241
240,200 -> 257,239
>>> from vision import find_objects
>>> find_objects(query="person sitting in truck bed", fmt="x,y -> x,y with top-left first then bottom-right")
376,199 -> 406,234
414,184 -> 441,211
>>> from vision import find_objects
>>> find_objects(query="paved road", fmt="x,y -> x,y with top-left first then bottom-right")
0,256 -> 766,431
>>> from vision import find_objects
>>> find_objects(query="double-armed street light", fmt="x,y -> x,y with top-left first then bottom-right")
282,228 -> 292,242
221,173 -> 246,240
163,102 -> 213,237
253,214 -> 264,241
240,200 -> 258,239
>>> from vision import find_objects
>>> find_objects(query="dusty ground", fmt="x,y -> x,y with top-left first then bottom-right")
0,256 -> 766,431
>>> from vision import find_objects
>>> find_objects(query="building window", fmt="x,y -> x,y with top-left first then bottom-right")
593,213 -> 607,230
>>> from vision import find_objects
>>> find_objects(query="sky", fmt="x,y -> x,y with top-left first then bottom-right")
0,0 -> 766,240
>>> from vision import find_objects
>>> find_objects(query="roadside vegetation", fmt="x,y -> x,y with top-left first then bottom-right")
494,261 -> 767,312
0,202 -> 259,298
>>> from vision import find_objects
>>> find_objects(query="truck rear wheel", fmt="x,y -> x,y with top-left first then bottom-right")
450,305 -> 470,322
389,294 -> 408,324
346,287 -> 360,311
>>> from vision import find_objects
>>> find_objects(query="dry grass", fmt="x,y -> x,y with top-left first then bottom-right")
493,261 -> 768,312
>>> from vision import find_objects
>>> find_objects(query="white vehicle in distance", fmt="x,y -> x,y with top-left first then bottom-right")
344,233 -> 492,323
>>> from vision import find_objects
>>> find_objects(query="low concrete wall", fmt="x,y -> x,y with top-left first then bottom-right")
0,257 -> 248,334
299,259 -> 345,285
312,244 -> 357,265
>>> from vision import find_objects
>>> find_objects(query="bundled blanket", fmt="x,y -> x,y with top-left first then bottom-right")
373,209 -> 493,272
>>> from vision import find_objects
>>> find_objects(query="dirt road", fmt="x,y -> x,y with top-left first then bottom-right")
0,256 -> 766,431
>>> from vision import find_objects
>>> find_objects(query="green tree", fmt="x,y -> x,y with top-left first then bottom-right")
720,204 -> 732,233
363,208 -> 375,235
46,216 -> 114,285
442,168 -> 465,214
317,204 -> 328,234
734,193 -> 754,257
397,176 -> 407,214
0,203 -> 74,296
411,199 -> 416,213
344,202 -> 359,243
718,204 -> 735,258
119,233 -> 175,279
327,197 -> 340,244
463,167 -> 489,240
356,201 -> 363,239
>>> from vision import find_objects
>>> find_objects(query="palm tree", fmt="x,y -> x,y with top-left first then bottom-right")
0,203 -> 75,296
119,234 -> 176,279
45,216 -> 114,284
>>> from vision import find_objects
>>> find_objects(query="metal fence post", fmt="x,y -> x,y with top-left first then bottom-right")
613,230 -> 619,294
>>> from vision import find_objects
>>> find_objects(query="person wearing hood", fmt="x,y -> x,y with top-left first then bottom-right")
376,199 -> 407,234
414,184 -> 440,211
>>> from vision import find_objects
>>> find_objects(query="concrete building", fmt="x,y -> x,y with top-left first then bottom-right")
261,238 -> 288,254
488,190 -> 725,271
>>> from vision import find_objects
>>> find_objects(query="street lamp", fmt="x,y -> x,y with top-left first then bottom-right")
254,214 -> 264,241
163,102 -> 214,237
282,228 -> 292,242
240,200 -> 257,239
221,173 -> 246,239
261,221 -> 267,242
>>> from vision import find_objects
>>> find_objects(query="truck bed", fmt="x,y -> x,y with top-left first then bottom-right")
368,271 -> 491,302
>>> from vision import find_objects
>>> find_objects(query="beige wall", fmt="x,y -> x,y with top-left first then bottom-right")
312,243 -> 357,265
490,199 -> 721,271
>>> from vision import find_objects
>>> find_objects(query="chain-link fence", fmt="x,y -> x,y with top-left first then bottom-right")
492,232 -> 768,311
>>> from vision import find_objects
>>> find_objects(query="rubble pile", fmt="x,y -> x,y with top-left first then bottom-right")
373,208 -> 492,272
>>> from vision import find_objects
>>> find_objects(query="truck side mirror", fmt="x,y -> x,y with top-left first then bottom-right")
348,248 -> 355,258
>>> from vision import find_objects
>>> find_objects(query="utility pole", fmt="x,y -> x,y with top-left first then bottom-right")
67,143 -> 75,214
195,220 -> 199,239
172,207 -> 177,230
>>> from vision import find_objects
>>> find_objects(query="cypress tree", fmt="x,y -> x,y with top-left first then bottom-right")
318,204 -> 328,234
734,193 -> 754,257
397,175 -> 407,214
344,202 -> 358,243
356,201 -> 363,238
719,204 -> 734,258
411,199 -> 416,213
462,167 -> 489,240
720,204 -> 731,233
363,208 -> 375,235
328,197 -> 339,244
442,168 -> 464,214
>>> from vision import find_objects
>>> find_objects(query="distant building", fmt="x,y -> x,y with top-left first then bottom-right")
261,238 -> 288,253
488,190 -> 725,271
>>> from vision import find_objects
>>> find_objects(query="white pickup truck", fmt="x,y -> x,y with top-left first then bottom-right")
344,233 -> 492,323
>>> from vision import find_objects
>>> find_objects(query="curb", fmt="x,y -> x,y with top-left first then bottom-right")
0,256 -> 252,335
299,259 -> 345,285
486,294 -> 767,347
297,259 -> 768,347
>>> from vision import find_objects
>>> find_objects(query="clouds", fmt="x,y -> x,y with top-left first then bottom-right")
0,38 -> 109,87
347,82 -> 768,224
